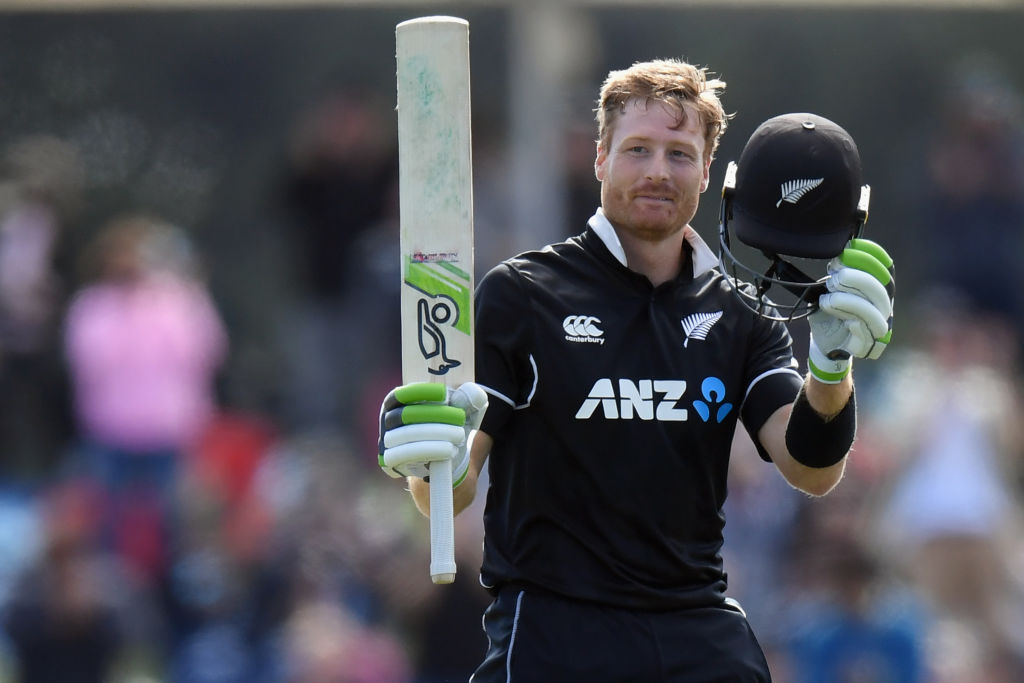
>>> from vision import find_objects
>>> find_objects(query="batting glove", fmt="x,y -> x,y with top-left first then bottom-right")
808,238 -> 894,384
378,382 -> 488,488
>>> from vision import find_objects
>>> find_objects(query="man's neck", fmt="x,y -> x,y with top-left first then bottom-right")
617,229 -> 687,287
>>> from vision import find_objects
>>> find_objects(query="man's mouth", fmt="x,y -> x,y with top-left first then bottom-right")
633,186 -> 676,203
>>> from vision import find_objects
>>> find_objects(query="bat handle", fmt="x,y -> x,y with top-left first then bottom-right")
429,459 -> 456,584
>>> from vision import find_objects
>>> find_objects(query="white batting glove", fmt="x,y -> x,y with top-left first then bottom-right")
808,238 -> 895,384
378,382 -> 488,488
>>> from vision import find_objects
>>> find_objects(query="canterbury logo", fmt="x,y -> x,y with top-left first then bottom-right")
681,311 -> 723,348
563,315 -> 605,345
776,178 -> 823,207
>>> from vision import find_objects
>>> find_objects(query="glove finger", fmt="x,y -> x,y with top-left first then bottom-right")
382,404 -> 466,432
819,291 -> 890,340
383,462 -> 430,480
849,238 -> 893,269
837,239 -> 896,303
833,245 -> 892,288
384,423 -> 466,449
827,267 -> 892,319
450,382 -> 489,430
866,338 -> 888,360
382,441 -> 458,469
381,464 -> 409,479
382,382 -> 448,412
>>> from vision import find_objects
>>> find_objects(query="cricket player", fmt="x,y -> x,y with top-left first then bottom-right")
379,59 -> 894,681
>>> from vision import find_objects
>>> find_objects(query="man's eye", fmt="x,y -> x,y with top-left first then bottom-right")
629,146 -> 646,153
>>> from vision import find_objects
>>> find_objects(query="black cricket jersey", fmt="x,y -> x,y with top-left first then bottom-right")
474,209 -> 803,611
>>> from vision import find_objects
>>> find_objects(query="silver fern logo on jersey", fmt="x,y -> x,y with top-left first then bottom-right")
681,311 -> 723,347
563,315 -> 604,345
776,178 -> 823,207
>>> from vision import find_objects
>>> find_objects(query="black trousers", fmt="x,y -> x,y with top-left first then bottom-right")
471,586 -> 772,683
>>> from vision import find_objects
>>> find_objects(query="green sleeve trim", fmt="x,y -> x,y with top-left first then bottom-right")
395,383 -> 447,405
401,405 -> 466,427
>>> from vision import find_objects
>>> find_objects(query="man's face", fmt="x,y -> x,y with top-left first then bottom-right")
595,98 -> 711,242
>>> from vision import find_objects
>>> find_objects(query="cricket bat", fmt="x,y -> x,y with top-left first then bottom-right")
396,16 -> 475,584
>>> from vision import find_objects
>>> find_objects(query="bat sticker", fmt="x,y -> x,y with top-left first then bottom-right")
404,255 -> 472,376
416,295 -> 461,375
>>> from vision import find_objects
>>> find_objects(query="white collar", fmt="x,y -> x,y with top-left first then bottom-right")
587,207 -> 718,277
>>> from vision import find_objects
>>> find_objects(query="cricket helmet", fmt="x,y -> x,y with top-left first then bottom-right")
718,112 -> 870,320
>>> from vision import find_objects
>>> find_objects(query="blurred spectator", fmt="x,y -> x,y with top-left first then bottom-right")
282,88 -> 396,309
0,134 -> 82,479
281,598 -> 411,683
63,214 -> 228,583
159,412 -> 286,683
251,433 -> 418,682
2,482 -> 129,683
867,290 -> 1024,679
784,531 -> 927,683
277,89 -> 399,434
922,56 -> 1024,336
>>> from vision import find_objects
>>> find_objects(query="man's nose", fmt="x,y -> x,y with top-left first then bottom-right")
644,153 -> 670,181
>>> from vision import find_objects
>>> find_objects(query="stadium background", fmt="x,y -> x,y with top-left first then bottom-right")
0,2 -> 1022,682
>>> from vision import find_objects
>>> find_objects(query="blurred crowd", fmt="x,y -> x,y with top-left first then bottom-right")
0,50 -> 1023,683
0,94 -> 492,683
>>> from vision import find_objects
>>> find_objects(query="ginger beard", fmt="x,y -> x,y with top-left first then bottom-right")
596,98 -> 711,244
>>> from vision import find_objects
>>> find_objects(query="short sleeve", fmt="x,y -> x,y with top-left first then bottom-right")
474,262 -> 535,438
739,315 -> 804,461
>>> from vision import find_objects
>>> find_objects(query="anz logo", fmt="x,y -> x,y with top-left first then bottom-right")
575,377 -> 733,423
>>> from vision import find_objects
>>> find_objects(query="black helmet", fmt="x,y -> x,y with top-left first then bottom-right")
718,113 -> 870,320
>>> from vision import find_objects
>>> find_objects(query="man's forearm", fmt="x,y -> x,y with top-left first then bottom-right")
804,371 -> 853,418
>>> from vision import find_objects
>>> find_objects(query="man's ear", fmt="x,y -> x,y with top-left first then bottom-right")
699,155 -> 712,193
594,142 -> 607,182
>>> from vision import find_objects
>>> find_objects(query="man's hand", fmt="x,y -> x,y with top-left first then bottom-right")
808,238 -> 894,383
378,382 -> 488,488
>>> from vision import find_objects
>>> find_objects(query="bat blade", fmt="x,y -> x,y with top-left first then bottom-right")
396,15 -> 474,585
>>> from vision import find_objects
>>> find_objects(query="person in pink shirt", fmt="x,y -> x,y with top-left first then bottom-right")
64,214 -> 227,581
